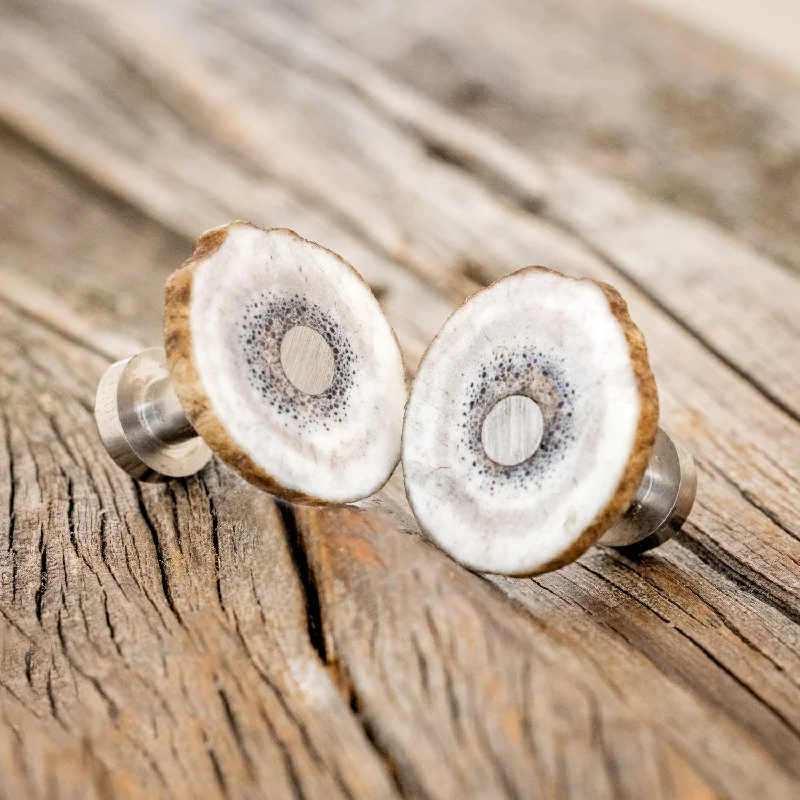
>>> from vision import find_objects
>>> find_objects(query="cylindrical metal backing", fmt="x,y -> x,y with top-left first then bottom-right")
95,347 -> 212,482
600,428 -> 697,553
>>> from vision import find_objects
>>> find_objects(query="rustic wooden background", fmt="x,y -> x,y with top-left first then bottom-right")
1,0 -> 799,797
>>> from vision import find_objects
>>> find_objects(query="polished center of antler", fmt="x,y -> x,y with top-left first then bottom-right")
481,394 -> 544,467
280,325 -> 335,395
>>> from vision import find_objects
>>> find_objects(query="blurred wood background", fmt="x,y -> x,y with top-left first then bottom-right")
636,0 -> 800,77
0,0 -> 799,797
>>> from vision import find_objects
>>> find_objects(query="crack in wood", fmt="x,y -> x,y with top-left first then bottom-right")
208,487 -> 224,611
34,536 -> 46,624
675,532 -> 800,627
580,562 -> 800,749
133,482 -> 182,624
276,501 -> 328,664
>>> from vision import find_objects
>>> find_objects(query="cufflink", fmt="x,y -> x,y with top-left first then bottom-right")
95,222 -> 406,504
402,266 -> 696,574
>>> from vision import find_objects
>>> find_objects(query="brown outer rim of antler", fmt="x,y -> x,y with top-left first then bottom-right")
164,221 -> 399,505
403,265 -> 660,575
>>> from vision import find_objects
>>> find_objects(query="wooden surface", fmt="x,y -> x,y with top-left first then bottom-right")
0,0 -> 798,797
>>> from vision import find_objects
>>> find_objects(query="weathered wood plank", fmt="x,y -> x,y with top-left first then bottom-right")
5,0 -> 800,422
290,0 -> 800,277
297,505 -> 796,799
0,275 -> 727,799
1,0 -> 796,605
298,506 -> 724,799
0,1 -> 453,374
0,116 -> 696,799
0,263 -> 399,798
0,128 -> 189,346
199,0 -> 800,420
0,0 -> 799,796
5,0 -> 799,434
1,155 -> 797,796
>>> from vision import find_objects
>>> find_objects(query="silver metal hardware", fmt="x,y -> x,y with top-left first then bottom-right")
481,395 -> 544,467
280,325 -> 335,395
600,428 -> 697,553
95,348 -> 211,482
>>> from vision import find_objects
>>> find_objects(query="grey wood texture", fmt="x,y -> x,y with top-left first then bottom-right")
0,0 -> 798,797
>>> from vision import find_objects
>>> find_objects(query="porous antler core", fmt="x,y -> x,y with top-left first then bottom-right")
165,223 -> 407,504
238,293 -> 355,430
402,267 -> 658,575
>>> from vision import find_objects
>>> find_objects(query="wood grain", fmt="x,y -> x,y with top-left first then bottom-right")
205,0 -> 800,419
0,295 -> 400,798
0,280 -> 726,798
0,0 -> 798,796
292,0 -> 800,277
298,505 -> 722,799
3,0 -> 798,426
0,128 -> 189,347
298,505 -> 798,798
1,0 -> 796,591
